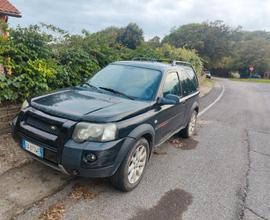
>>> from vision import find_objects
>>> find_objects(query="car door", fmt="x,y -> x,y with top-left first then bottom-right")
155,71 -> 186,144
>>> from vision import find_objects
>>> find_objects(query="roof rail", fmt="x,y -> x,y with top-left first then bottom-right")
132,57 -> 170,63
171,60 -> 192,67
132,57 -> 192,67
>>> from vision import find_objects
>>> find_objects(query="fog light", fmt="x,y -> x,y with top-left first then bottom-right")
84,153 -> 97,163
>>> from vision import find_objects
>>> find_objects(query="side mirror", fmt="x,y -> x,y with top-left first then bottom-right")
157,94 -> 180,105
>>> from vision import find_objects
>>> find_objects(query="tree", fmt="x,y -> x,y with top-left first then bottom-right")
147,36 -> 161,47
163,21 -> 237,68
157,44 -> 203,74
116,23 -> 144,49
230,38 -> 270,76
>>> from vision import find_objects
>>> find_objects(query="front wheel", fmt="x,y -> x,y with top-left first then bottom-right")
181,111 -> 198,138
110,138 -> 149,192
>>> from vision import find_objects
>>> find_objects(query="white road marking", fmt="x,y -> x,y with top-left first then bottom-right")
198,82 -> 225,117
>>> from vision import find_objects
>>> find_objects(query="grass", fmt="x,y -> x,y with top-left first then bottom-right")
199,77 -> 215,97
200,78 -> 215,88
230,78 -> 270,84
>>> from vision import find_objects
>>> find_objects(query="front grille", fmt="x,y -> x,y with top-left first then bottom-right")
18,108 -> 76,163
19,132 -> 59,164
25,115 -> 60,136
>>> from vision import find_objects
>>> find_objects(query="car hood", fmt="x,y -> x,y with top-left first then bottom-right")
30,88 -> 151,122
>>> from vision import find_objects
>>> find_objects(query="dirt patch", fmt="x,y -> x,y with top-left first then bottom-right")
131,188 -> 193,220
153,148 -> 167,155
0,134 -> 32,176
168,137 -> 198,150
179,138 -> 198,150
199,78 -> 215,97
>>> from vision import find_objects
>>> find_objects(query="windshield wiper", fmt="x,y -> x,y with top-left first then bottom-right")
82,83 -> 102,92
99,87 -> 134,100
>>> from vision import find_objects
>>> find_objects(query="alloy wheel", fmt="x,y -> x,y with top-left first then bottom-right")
127,145 -> 147,184
188,112 -> 197,136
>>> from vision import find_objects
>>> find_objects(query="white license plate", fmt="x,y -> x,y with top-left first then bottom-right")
22,140 -> 44,158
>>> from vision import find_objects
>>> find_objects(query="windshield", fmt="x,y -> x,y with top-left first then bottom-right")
88,64 -> 162,101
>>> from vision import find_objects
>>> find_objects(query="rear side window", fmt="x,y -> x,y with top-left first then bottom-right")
182,66 -> 199,89
179,69 -> 197,96
163,72 -> 181,97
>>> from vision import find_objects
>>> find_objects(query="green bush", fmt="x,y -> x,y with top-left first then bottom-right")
158,44 -> 203,74
0,24 -> 203,104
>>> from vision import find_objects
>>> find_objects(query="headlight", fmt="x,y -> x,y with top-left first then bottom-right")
72,122 -> 117,143
21,100 -> 29,110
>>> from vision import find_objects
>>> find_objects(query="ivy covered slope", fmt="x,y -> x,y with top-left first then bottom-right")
0,23 -> 203,103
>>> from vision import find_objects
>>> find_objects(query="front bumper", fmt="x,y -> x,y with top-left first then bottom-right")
11,110 -> 135,178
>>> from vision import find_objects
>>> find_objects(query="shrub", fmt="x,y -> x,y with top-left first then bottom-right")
0,24 -> 203,104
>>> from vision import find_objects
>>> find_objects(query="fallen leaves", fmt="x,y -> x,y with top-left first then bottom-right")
168,138 -> 184,148
168,137 -> 198,150
39,183 -> 100,220
39,202 -> 65,220
69,183 -> 100,200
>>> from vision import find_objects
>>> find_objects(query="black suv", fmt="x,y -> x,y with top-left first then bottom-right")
12,60 -> 199,191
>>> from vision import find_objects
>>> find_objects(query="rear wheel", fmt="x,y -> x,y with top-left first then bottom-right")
110,138 -> 149,192
181,111 -> 197,138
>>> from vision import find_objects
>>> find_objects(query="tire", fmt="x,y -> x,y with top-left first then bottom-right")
181,110 -> 198,138
110,138 -> 149,192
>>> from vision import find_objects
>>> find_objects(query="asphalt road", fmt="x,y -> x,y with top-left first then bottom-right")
10,78 -> 270,220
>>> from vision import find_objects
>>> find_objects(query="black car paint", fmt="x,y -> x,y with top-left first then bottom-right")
30,88 -> 152,123
12,61 -> 199,178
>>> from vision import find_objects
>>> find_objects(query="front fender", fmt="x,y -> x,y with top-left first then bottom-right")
127,124 -> 155,144
111,124 -> 155,175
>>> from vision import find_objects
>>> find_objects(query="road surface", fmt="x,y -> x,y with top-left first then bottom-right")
2,78 -> 270,220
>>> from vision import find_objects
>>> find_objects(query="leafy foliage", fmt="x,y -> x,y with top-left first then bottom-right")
163,20 -> 270,76
157,44 -> 203,74
229,34 -> 270,76
116,23 -> 144,49
163,21 -> 237,68
0,23 -> 202,103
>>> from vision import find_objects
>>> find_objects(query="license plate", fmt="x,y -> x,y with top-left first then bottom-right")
21,139 -> 44,158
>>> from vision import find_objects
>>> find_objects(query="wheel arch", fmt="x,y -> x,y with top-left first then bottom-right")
127,123 -> 155,157
110,123 -> 155,176
191,101 -> 199,115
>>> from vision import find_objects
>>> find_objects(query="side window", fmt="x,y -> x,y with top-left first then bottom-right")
179,70 -> 197,96
163,72 -> 181,97
182,66 -> 199,90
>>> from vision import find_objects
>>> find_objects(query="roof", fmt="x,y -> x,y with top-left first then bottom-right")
113,61 -> 177,72
0,0 -> 21,17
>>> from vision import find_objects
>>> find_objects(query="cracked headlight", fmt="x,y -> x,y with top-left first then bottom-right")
72,122 -> 117,143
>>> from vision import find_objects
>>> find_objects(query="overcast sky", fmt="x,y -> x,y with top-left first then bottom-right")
8,0 -> 270,39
